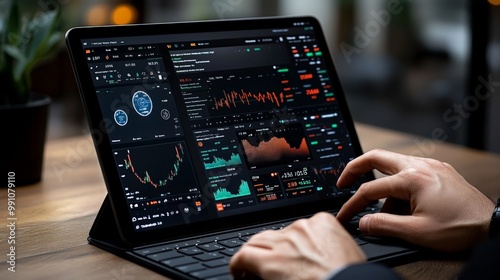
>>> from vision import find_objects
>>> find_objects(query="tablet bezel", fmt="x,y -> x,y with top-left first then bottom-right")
66,16 -> 374,246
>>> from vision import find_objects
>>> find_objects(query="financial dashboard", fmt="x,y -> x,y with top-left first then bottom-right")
82,24 -> 360,232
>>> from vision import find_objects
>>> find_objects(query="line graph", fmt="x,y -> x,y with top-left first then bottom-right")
214,89 -> 285,110
124,143 -> 184,188
201,73 -> 294,117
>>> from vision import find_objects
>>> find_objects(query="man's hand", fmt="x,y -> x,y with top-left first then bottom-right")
337,149 -> 495,252
230,149 -> 495,279
230,212 -> 365,280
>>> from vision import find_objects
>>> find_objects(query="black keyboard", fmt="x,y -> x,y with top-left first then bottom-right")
132,207 -> 378,280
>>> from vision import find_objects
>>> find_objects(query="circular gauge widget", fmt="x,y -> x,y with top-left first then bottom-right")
132,91 -> 153,117
114,109 -> 128,126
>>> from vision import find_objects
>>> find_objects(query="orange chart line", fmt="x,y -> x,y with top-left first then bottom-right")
214,89 -> 285,110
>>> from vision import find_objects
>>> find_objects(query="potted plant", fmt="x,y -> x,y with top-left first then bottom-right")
0,1 -> 62,185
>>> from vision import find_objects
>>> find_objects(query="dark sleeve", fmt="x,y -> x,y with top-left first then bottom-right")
457,235 -> 500,279
329,263 -> 402,280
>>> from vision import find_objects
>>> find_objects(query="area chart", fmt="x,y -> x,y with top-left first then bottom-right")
213,180 -> 252,201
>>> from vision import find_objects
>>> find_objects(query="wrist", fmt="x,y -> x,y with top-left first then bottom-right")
489,199 -> 500,238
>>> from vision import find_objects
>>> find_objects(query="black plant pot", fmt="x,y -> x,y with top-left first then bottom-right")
0,94 -> 50,186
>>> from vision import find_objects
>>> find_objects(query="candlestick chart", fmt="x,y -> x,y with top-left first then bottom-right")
115,142 -> 198,199
311,159 -> 347,192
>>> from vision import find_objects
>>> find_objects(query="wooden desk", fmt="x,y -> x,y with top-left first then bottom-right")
2,123 -> 500,279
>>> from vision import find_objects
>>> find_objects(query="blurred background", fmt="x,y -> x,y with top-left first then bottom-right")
15,0 -> 500,153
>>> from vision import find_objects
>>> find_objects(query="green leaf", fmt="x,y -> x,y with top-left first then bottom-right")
24,12 -> 62,80
5,1 -> 21,43
1,1 -> 63,105
4,44 -> 27,82
3,45 -> 26,62
26,11 -> 57,61
1,0 -> 20,70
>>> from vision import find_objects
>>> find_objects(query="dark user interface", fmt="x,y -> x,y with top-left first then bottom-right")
82,22 -> 359,232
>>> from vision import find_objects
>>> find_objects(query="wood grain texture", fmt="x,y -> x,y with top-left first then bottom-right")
1,123 -> 499,279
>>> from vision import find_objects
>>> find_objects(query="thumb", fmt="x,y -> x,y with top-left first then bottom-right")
359,213 -> 422,242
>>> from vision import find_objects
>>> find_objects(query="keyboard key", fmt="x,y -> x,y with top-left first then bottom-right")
197,243 -> 225,252
224,238 -> 246,247
270,225 -> 284,230
218,238 -> 245,248
239,235 -> 251,242
269,221 -> 292,229
237,228 -> 261,236
220,248 -> 239,256
176,263 -> 207,273
190,265 -> 230,278
171,240 -> 198,249
203,257 -> 230,268
135,244 -> 174,256
146,250 -> 183,262
178,246 -> 204,256
213,232 -> 241,241
192,236 -> 220,245
194,252 -> 224,261
161,256 -> 198,267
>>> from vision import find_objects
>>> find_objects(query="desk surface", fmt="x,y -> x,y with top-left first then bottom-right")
2,123 -> 500,280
